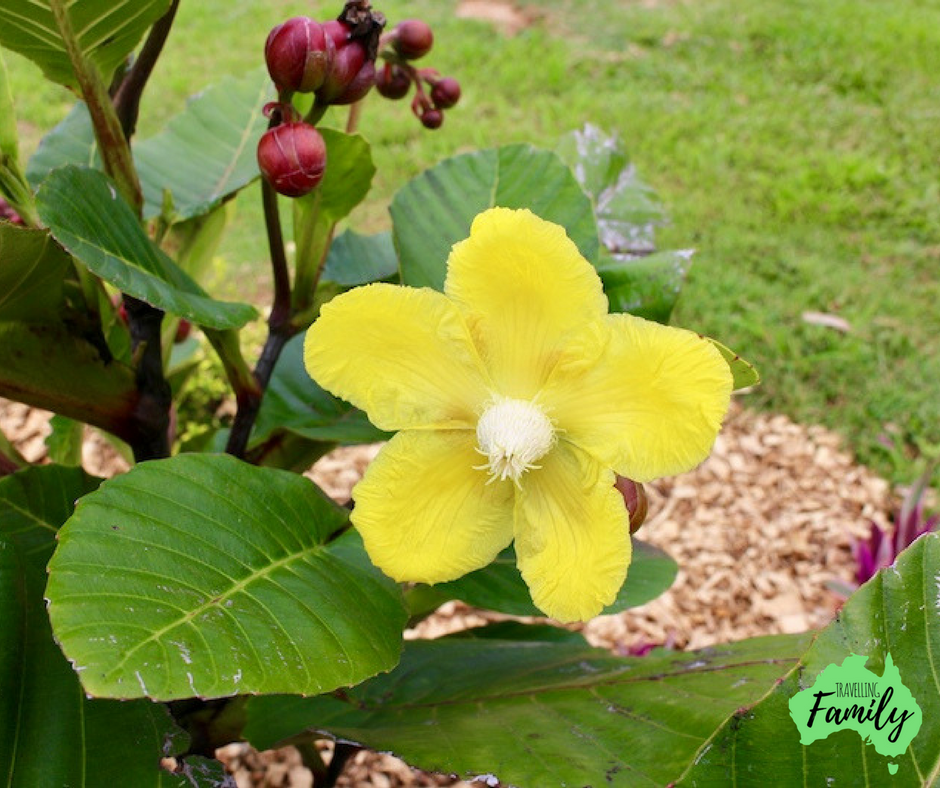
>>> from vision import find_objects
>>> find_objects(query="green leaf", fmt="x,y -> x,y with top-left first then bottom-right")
556,124 -> 668,257
134,68 -> 273,221
596,248 -> 694,324
438,539 -> 677,617
0,224 -> 72,322
0,321 -> 138,440
0,466 -> 215,787
251,334 -> 389,448
0,1 -> 171,89
36,166 -> 256,329
296,128 -> 374,225
47,453 -> 407,700
391,143 -> 599,290
244,631 -> 810,786
26,102 -> 98,189
45,415 -> 83,466
321,229 -> 399,287
678,532 -> 940,786
708,337 -> 761,390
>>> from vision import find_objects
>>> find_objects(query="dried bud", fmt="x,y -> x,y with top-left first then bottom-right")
431,77 -> 461,109
265,17 -> 331,93
614,476 -> 648,533
375,63 -> 411,99
420,107 -> 444,129
394,19 -> 433,60
257,122 -> 327,198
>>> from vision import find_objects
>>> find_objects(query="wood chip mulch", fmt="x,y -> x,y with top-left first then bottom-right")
0,397 -> 891,786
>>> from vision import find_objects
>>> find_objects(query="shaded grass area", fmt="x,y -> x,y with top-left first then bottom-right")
5,0 -> 939,483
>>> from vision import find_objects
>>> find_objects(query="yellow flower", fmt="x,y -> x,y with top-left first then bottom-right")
304,208 -> 732,622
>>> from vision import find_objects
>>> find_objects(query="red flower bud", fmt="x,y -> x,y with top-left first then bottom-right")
257,122 -> 327,198
265,17 -> 331,93
614,476 -> 648,533
332,59 -> 375,105
394,19 -> 433,60
420,107 -> 444,129
431,77 -> 461,109
375,63 -> 411,100
175,319 -> 192,343
317,20 -> 369,102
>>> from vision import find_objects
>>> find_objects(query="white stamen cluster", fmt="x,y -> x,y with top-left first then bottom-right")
476,397 -> 556,483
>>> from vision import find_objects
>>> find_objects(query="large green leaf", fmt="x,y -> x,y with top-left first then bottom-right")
0,1 -> 171,89
25,102 -> 98,189
251,334 -> 389,449
0,466 -> 217,787
438,539 -> 677,617
245,631 -> 810,786
0,224 -> 71,322
391,143 -> 599,290
0,321 -> 138,440
47,453 -> 407,701
134,68 -> 272,221
36,166 -> 256,329
678,532 -> 940,786
321,229 -> 398,287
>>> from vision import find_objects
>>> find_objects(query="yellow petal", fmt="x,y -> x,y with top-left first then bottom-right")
304,283 -> 491,431
352,430 -> 515,584
543,313 -> 733,483
514,443 -> 631,622
444,208 -> 608,399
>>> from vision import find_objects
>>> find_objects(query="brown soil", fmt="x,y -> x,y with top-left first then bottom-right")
0,397 -> 889,786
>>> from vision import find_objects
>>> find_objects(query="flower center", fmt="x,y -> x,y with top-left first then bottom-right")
476,397 -> 555,483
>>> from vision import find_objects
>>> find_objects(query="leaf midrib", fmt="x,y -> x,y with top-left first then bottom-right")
99,539 -> 330,682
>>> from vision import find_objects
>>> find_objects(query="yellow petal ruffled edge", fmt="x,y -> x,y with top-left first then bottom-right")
514,442 -> 631,622
541,313 -> 733,483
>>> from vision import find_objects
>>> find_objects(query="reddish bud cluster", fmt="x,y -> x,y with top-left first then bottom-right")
372,18 -> 461,131
264,17 -> 376,105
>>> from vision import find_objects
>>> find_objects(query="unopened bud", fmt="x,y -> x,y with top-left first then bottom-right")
375,63 -> 411,99
265,17 -> 330,93
257,122 -> 327,198
317,20 -> 369,102
614,476 -> 648,533
394,19 -> 433,60
431,77 -> 461,109
420,107 -> 444,129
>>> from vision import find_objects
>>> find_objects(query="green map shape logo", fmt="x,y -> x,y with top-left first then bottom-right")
789,653 -> 922,775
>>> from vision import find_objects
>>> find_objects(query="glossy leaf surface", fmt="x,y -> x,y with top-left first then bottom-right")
47,454 -> 407,700
0,1 -> 172,89
0,466 -> 215,787
246,631 -> 809,786
36,166 -> 256,329
679,533 -> 940,786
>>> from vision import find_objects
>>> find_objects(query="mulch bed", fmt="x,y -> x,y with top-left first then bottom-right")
0,397 -> 890,786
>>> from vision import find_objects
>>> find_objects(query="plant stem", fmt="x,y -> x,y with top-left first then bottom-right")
123,297 -> 171,461
113,0 -> 180,140
326,742 -> 361,786
223,166 -> 297,459
48,0 -> 143,215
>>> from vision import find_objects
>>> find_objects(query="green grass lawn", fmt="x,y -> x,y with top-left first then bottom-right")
5,0 -> 939,484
